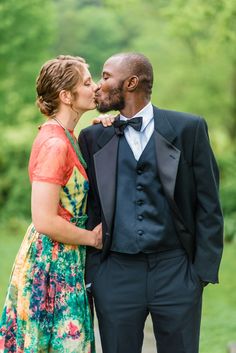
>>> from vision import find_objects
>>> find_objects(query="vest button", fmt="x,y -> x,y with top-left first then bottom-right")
137,200 -> 143,206
136,185 -> 143,191
138,230 -> 144,236
138,215 -> 143,221
137,169 -> 143,175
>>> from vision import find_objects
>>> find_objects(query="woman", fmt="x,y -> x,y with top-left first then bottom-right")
0,55 -> 102,352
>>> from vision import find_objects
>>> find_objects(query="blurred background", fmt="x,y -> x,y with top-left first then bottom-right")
0,0 -> 235,352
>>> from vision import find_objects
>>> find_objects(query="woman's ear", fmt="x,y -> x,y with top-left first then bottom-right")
126,75 -> 139,92
59,90 -> 72,105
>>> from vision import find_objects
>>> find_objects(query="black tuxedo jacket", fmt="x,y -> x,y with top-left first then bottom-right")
79,106 -> 223,284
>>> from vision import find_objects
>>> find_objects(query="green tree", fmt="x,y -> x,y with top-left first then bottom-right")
158,0 -> 236,140
53,0 -> 139,76
0,0 -> 55,125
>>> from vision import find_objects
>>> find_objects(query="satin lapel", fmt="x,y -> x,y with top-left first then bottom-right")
93,133 -> 119,232
153,106 -> 181,200
154,131 -> 180,200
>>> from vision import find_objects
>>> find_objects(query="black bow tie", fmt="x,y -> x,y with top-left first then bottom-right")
114,116 -> 143,136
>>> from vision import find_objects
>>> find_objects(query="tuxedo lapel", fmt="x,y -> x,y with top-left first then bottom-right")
152,107 -> 195,255
93,131 -> 119,233
153,106 -> 181,201
154,131 -> 180,200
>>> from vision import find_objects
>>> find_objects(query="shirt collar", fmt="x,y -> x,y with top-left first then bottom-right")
120,102 -> 153,132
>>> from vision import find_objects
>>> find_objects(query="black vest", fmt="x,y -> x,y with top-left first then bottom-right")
111,134 -> 182,253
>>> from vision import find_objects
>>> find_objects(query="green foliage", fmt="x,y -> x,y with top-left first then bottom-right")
159,0 -> 236,54
223,215 -> 236,243
218,153 -> 236,242
200,243 -> 236,353
0,125 -> 35,221
0,219 -> 29,308
53,1 -> 139,76
157,0 -> 236,139
0,0 -> 55,125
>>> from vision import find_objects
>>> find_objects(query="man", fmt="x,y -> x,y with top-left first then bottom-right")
79,53 -> 223,353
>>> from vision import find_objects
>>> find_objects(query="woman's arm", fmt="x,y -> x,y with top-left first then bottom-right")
31,181 -> 102,248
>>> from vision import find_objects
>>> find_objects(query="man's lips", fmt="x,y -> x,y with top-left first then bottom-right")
94,94 -> 101,103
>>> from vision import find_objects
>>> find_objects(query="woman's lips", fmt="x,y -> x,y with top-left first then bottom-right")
94,94 -> 100,103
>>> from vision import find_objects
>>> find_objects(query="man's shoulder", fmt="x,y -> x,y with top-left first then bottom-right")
155,106 -> 203,125
80,123 -> 110,137
81,123 -> 104,134
79,123 -> 115,148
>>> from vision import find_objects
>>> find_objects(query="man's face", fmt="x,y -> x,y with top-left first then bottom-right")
95,58 -> 127,113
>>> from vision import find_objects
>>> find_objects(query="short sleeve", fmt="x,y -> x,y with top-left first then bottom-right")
29,137 -> 70,185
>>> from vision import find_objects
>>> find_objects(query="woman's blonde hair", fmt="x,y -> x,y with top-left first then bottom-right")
36,55 -> 87,117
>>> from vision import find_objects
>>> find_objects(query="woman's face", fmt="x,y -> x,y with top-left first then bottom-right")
72,66 -> 97,113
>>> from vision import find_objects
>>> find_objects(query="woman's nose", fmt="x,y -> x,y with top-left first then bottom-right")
94,82 -> 101,92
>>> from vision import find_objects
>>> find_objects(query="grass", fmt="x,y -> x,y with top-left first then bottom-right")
0,220 -> 235,352
0,219 -> 29,305
200,242 -> 236,353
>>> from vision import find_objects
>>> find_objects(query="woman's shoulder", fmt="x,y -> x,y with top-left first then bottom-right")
30,125 -> 70,167
29,125 -> 71,184
33,124 -> 68,149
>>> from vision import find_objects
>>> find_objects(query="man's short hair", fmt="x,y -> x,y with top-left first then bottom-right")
112,53 -> 153,98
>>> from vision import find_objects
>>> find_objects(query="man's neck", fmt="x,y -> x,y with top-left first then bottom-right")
120,99 -> 150,119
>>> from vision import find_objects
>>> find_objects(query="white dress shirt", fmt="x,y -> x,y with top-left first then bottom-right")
120,102 -> 154,161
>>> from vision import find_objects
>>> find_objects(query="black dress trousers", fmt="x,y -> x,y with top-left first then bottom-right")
92,249 -> 203,353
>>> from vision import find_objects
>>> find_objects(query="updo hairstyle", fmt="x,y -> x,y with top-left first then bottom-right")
36,55 -> 87,117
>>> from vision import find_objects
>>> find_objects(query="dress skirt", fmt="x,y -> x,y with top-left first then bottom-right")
0,223 -> 95,353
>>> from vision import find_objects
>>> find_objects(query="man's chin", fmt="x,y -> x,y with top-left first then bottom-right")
96,103 -> 111,114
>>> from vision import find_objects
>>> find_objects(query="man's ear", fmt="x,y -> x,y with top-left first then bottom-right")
125,76 -> 139,92
59,90 -> 72,105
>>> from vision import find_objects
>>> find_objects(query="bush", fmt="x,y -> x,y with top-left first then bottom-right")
0,125 -> 33,221
223,214 -> 236,243
218,153 -> 236,242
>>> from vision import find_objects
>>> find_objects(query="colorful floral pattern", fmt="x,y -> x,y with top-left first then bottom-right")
0,124 -> 95,352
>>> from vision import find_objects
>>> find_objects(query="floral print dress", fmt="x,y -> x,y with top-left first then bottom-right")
0,124 -> 95,353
